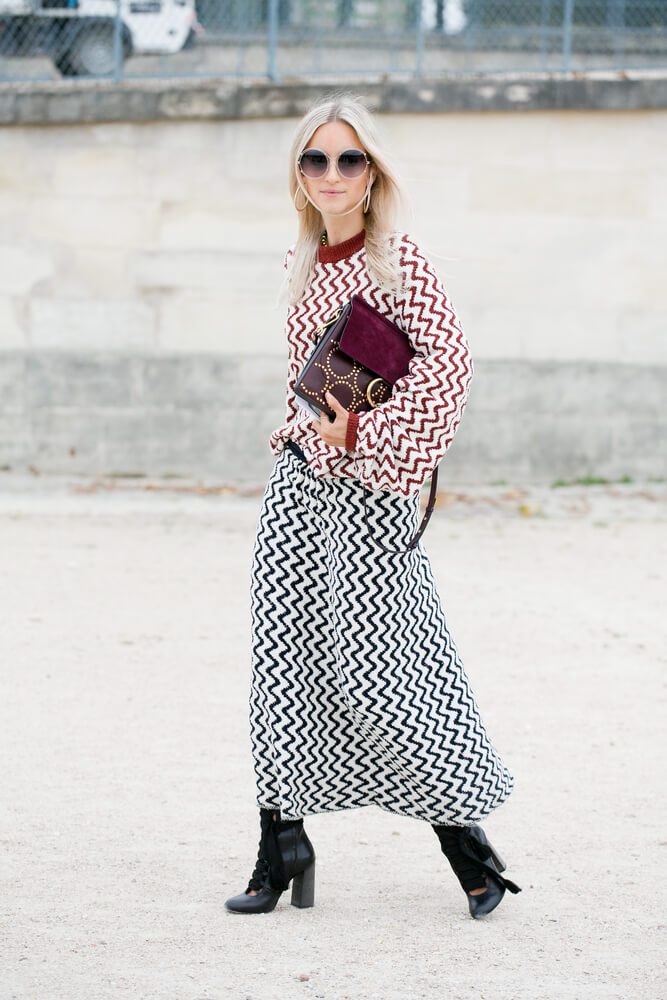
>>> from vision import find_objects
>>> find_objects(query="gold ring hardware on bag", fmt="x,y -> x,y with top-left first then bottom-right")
366,377 -> 389,408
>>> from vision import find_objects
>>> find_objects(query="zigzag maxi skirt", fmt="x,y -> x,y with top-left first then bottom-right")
249,447 -> 514,825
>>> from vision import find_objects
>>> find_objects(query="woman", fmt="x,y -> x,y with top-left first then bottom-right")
224,95 -> 520,919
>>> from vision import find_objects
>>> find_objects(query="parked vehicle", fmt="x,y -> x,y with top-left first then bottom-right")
0,0 -> 199,76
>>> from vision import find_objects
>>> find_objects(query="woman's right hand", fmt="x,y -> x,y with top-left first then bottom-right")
314,392 -> 349,449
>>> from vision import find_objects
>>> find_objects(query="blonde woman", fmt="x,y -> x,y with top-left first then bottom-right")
224,95 -> 520,919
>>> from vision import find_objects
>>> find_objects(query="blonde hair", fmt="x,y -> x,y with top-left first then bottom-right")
286,94 -> 407,305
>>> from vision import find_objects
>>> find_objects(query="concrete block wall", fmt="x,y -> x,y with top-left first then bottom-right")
0,104 -> 665,483
1,353 -> 663,484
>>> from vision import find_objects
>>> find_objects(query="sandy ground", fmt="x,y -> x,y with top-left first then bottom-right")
1,476 -> 666,1000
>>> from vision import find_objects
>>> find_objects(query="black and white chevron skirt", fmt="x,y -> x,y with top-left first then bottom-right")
249,448 -> 514,825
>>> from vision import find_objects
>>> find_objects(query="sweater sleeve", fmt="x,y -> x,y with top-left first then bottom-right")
352,237 -> 473,497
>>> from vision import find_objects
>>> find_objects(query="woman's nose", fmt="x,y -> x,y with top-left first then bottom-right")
325,158 -> 340,182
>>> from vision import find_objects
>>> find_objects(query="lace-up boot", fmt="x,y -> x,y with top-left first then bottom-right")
224,809 -> 315,914
433,823 -> 521,918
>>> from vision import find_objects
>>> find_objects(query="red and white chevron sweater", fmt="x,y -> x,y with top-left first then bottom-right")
269,229 -> 473,498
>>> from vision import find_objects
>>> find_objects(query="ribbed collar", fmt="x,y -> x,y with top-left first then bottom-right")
318,229 -> 365,264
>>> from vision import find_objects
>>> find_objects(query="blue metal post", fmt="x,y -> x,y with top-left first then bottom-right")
267,0 -> 280,81
415,0 -> 425,76
113,0 -> 123,81
609,0 -> 626,67
540,0 -> 551,62
562,0 -> 574,72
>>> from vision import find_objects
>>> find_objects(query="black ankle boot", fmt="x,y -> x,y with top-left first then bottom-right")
432,823 -> 521,919
224,809 -> 316,914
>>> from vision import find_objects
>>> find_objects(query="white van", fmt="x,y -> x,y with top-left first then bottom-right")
0,0 -> 199,75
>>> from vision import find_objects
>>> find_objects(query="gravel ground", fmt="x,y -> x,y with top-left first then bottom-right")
1,475 -> 666,1000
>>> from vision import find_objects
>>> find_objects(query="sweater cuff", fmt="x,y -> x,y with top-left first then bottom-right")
345,411 -> 360,452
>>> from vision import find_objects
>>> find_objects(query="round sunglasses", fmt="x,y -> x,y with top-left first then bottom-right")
299,147 -> 371,180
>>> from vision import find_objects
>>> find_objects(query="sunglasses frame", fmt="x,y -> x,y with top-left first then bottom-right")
298,147 -> 371,180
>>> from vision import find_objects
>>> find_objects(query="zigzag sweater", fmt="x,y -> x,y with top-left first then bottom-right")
269,229 -> 473,498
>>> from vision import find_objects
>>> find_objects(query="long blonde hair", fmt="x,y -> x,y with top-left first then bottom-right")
286,94 -> 407,305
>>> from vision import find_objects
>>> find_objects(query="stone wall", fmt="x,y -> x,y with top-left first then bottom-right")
1,95 -> 665,484
2,72 -> 667,126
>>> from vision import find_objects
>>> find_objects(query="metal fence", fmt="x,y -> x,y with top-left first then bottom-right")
1,0 -> 666,82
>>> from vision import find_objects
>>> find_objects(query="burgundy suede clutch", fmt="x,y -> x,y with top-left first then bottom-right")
294,294 -> 415,420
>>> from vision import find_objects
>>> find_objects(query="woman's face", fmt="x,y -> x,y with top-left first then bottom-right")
298,120 -> 371,220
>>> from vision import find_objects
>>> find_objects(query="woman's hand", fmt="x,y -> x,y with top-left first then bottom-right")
314,391 -> 349,449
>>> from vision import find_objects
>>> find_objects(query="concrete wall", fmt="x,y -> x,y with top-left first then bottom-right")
1,103 -> 665,483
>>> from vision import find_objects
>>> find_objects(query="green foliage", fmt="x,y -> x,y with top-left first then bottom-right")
551,474 -> 636,488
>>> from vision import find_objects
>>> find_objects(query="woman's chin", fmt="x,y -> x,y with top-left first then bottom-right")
317,202 -> 347,215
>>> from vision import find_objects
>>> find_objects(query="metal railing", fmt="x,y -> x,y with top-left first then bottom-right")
1,0 -> 666,83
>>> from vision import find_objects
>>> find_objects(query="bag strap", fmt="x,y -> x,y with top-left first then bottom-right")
361,466 -> 439,555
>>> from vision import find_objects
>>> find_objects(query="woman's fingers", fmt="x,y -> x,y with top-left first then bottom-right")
315,391 -> 348,448
325,391 -> 347,418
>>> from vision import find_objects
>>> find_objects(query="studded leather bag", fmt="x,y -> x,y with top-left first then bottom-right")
293,293 -> 439,554
294,294 -> 415,420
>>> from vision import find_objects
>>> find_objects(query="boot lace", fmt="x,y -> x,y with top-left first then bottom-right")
246,853 -> 270,893
433,824 -> 488,892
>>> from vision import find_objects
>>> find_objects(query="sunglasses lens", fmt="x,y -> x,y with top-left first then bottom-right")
300,150 -> 328,178
337,150 -> 368,178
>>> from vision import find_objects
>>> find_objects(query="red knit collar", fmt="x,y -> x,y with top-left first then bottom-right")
318,230 -> 365,264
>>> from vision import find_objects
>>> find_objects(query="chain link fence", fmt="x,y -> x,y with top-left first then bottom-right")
1,0 -> 666,82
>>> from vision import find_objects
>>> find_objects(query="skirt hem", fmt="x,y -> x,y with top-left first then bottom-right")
256,787 -> 512,827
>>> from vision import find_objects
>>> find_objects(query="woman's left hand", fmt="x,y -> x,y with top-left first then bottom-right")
314,391 -> 349,448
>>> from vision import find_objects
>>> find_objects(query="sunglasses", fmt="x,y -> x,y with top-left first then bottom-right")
299,147 -> 371,180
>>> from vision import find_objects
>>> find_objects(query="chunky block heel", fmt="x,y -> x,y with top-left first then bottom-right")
224,809 -> 316,914
488,846 -> 507,872
432,822 -> 521,919
291,859 -> 315,908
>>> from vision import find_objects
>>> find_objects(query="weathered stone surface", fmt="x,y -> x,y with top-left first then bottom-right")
0,104 -> 664,478
27,197 -> 159,249
617,311 -> 667,366
1,352 -> 665,483
649,172 -> 667,222
52,149 -> 145,199
0,353 -> 26,412
66,249 -> 135,297
1,72 -> 666,127
25,354 -> 143,409
0,412 -> 32,467
157,296 -> 285,356
468,165 -> 647,220
0,246 -> 55,296
29,300 -> 156,351
132,250 -> 278,296
0,297 -> 26,348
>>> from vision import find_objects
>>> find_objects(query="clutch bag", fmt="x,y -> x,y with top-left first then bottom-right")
294,294 -> 415,420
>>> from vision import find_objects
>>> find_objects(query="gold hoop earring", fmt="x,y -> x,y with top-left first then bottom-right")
293,187 -> 308,213
363,183 -> 372,214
